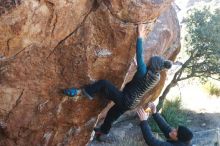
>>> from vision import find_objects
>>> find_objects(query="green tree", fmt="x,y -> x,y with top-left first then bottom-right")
157,7 -> 220,111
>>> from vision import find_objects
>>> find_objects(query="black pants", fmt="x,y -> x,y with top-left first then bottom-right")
84,80 -> 129,134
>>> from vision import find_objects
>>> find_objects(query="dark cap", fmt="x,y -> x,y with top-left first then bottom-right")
178,126 -> 193,142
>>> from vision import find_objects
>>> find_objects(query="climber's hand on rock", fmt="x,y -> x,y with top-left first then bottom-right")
137,24 -> 146,38
137,108 -> 149,121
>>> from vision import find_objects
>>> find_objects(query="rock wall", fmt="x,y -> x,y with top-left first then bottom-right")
0,0 -> 177,146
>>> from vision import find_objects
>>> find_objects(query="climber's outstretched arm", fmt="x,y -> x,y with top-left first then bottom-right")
148,102 -> 172,139
136,24 -> 147,77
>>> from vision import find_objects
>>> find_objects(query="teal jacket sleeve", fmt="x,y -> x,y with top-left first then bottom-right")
136,37 -> 147,77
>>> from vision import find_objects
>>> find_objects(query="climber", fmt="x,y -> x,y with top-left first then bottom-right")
137,102 -> 193,146
63,24 -> 172,141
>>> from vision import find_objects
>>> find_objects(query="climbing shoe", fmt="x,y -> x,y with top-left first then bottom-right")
93,128 -> 113,142
63,88 -> 80,97
94,128 -> 105,142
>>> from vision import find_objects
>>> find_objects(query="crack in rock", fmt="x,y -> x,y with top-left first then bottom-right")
5,89 -> 24,121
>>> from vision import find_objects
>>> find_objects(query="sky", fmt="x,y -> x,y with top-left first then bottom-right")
174,0 -> 189,22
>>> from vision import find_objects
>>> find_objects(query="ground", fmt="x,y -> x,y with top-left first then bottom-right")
175,81 -> 220,146
170,81 -> 220,131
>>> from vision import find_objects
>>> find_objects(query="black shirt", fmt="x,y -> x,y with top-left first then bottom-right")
140,113 -> 191,146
